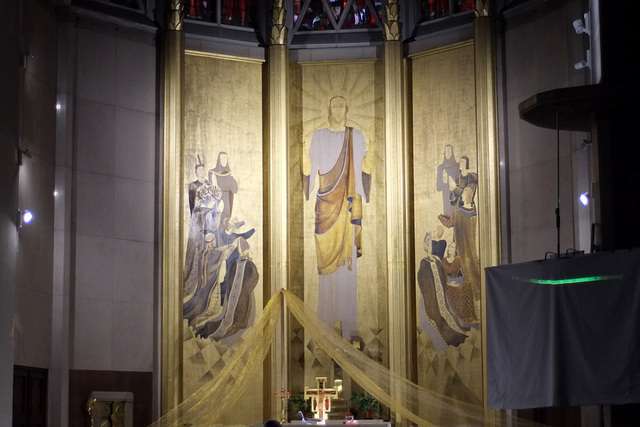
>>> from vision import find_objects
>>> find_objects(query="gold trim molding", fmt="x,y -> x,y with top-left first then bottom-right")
185,50 -> 265,64
407,39 -> 474,59
291,58 -> 378,66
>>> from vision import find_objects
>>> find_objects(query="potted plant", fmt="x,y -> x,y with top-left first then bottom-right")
289,393 -> 312,420
350,392 -> 379,419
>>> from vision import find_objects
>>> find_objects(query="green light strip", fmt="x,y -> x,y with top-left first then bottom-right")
514,275 -> 623,285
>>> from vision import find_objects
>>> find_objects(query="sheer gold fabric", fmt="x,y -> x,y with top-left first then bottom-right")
151,294 -> 281,427
151,290 -> 545,426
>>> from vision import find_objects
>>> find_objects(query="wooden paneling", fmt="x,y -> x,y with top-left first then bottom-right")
13,366 -> 47,427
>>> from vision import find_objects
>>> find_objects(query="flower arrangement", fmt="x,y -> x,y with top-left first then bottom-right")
289,393 -> 312,419
349,392 -> 379,419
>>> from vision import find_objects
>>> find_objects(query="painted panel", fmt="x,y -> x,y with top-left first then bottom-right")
412,43 -> 484,409
182,53 -> 264,422
289,60 -> 387,413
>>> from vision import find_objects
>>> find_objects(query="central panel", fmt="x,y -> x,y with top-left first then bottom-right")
288,59 -> 388,418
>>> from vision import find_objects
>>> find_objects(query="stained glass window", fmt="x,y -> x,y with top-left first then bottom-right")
293,0 -> 382,31
296,0 -> 330,31
185,0 -> 214,21
420,0 -> 474,22
185,0 -> 212,21
184,0 -> 258,28
221,0 -> 258,27
342,0 -> 383,29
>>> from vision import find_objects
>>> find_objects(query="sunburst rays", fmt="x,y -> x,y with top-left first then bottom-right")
293,62 -> 383,145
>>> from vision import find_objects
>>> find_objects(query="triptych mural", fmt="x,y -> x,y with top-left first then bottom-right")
177,42 -> 484,423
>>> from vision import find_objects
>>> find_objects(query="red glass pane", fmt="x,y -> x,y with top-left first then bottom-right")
298,0 -> 331,31
221,0 -> 258,27
422,0 -> 475,21
185,0 -> 215,21
455,0 -> 475,13
342,0 -> 379,29
421,0 -> 450,21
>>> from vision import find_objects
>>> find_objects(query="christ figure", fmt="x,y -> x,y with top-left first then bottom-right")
303,95 -> 370,339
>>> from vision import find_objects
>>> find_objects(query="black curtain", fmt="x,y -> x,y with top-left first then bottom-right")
486,249 -> 640,409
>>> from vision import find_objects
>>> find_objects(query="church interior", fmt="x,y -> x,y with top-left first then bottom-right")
2,0 -> 639,426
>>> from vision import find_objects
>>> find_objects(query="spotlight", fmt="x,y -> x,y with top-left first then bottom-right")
574,60 -> 589,70
572,12 -> 590,35
22,51 -> 35,69
16,146 -> 33,165
18,209 -> 34,228
579,192 -> 590,207
572,19 -> 587,35
574,49 -> 592,70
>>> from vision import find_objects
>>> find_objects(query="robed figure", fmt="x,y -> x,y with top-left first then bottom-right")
183,155 -> 259,342
304,96 -> 370,338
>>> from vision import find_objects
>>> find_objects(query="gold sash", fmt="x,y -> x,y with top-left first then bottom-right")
314,127 -> 363,274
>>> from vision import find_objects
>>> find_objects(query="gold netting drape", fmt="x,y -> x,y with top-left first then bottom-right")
151,290 -> 545,426
151,293 -> 281,427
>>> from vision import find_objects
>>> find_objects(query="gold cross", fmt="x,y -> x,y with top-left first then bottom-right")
304,377 -> 339,421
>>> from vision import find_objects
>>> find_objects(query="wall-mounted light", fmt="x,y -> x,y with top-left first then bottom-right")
574,49 -> 592,71
579,192 -> 591,207
572,12 -> 591,36
16,146 -> 33,166
22,51 -> 35,69
18,209 -> 34,228
573,12 -> 592,72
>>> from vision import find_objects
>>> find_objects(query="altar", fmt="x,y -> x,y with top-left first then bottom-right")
289,421 -> 390,426
252,421 -> 390,427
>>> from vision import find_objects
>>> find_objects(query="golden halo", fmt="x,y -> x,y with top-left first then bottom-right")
296,62 -> 383,145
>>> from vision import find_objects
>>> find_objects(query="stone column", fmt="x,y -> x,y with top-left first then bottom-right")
162,0 -> 184,414
474,1 -> 501,425
266,0 -> 289,422
383,2 -> 412,426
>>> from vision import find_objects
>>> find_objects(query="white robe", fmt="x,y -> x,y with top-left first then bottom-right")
308,127 -> 367,338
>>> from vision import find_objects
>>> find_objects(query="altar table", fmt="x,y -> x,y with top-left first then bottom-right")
252,421 -> 390,426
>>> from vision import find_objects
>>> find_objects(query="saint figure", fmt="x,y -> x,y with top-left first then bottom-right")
188,155 -> 207,215
436,144 -> 460,217
417,233 -> 468,349
303,96 -> 370,338
183,153 -> 259,342
449,155 -> 478,209
209,151 -> 239,225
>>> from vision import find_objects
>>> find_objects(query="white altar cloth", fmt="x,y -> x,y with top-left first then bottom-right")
289,421 -> 390,426
252,421 -> 390,427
